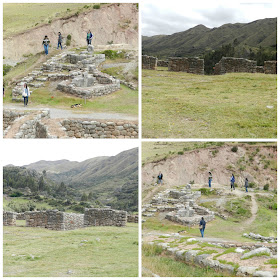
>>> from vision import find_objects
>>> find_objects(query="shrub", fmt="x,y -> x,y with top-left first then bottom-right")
178,151 -> 184,155
67,34 -> 72,40
263,184 -> 269,191
93,4 -> 100,9
10,191 -> 23,197
3,64 -> 12,76
231,146 -> 238,153
199,188 -> 211,196
48,19 -> 52,24
66,39 -> 71,46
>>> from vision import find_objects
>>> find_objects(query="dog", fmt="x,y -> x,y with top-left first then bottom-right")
71,104 -> 82,108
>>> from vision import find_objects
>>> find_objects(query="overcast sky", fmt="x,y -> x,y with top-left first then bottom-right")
1,140 -> 138,166
142,0 -> 278,36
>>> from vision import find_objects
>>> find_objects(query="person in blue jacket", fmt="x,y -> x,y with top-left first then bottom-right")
208,171 -> 212,188
199,217 -> 206,238
245,178 -> 249,192
230,174 -> 235,191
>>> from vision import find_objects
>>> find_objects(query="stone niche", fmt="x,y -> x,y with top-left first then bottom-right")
168,57 -> 204,75
142,55 -> 158,70
214,57 -> 257,75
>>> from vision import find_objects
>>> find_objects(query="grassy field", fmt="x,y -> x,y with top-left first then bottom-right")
3,3 -> 103,38
142,69 -> 277,138
3,223 -> 138,277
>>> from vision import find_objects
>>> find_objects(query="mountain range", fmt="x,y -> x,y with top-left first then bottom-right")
142,18 -> 277,58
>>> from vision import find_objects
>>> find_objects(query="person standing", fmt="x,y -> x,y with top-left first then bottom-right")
57,32 -> 63,50
230,174 -> 235,191
22,83 -> 30,106
42,35 -> 50,55
157,171 -> 163,185
208,171 -> 212,188
199,217 -> 206,238
245,178 -> 249,193
86,30 -> 93,45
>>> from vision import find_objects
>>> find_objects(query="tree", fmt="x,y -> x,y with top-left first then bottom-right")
81,193 -> 88,202
42,170 -> 47,177
88,191 -> 94,201
38,176 -> 44,193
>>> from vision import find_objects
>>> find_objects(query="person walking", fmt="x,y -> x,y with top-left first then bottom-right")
42,35 -> 50,55
199,217 -> 206,238
245,178 -> 249,193
208,171 -> 212,188
22,83 -> 30,106
57,32 -> 63,50
157,171 -> 163,185
230,174 -> 235,191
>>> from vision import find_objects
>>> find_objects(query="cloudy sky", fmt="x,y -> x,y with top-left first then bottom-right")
1,140 -> 138,166
142,0 -> 278,36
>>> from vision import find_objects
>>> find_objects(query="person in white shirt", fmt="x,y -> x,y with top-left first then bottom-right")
22,83 -> 30,106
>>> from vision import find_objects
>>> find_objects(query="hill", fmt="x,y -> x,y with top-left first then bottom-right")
142,18 -> 277,58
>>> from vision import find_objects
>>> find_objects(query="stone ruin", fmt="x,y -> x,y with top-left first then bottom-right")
264,61 -> 277,74
142,184 -> 214,226
142,55 -> 158,70
214,57 -> 257,75
3,208 -> 128,230
168,57 -> 204,75
157,60 -> 169,67
12,47 -> 120,101
127,214 -> 138,223
84,208 -> 127,227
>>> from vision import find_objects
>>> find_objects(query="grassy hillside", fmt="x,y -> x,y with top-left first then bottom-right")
142,69 -> 277,138
3,224 -> 138,277
142,18 -> 277,58
3,3 -> 104,38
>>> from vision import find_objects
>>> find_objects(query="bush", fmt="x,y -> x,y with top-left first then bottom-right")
231,146 -> 238,153
199,188 -> 212,196
10,191 -> 23,197
263,184 -> 269,191
249,182 -> 255,188
178,151 -> 184,155
93,4 -> 100,9
66,39 -> 71,46
67,34 -> 72,40
3,64 -> 12,76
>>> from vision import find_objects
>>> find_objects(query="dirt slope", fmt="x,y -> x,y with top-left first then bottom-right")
142,144 -> 276,189
4,3 -> 138,61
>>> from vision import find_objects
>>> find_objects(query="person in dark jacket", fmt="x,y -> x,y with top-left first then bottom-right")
86,30 -> 93,45
42,35 -> 50,55
57,32 -> 63,50
199,217 -> 206,238
157,171 -> 163,185
230,174 -> 235,191
208,171 -> 212,188
245,178 -> 249,192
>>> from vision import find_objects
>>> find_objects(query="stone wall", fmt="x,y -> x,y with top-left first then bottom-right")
16,213 -> 26,220
264,61 -> 277,74
214,57 -> 257,75
142,55 -> 158,70
168,57 -> 204,75
61,119 -> 138,138
256,66 -> 264,73
157,60 -> 169,67
127,214 -> 138,223
25,210 -> 84,230
3,110 -> 25,131
84,208 -> 127,227
3,211 -> 17,226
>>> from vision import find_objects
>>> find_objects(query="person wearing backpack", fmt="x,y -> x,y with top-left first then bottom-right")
42,35 -> 50,55
57,32 -> 63,50
22,83 -> 31,106
157,171 -> 163,185
230,174 -> 235,191
208,171 -> 212,188
199,217 -> 206,237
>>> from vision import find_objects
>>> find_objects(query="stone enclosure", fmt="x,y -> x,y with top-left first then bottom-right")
142,55 -> 277,75
142,184 -> 214,226
3,208 -> 129,230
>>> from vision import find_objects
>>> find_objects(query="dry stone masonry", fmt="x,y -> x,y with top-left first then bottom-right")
157,60 -> 169,67
168,57 -> 204,75
142,55 -> 158,70
3,211 -> 17,226
84,208 -> 127,227
127,214 -> 138,223
264,61 -> 277,74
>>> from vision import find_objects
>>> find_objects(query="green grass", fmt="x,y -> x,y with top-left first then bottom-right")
142,69 -> 277,138
224,198 -> 252,221
265,258 -> 277,265
3,223 -> 138,277
3,3 -> 104,38
242,252 -> 270,260
142,244 -> 234,277
214,247 -> 237,260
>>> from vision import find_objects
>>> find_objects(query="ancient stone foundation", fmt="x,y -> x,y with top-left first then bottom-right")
256,66 -> 264,73
3,211 -> 17,226
142,55 -> 158,70
84,208 -> 127,227
61,119 -> 138,138
168,57 -> 204,75
264,61 -> 277,74
25,210 -> 84,230
157,60 -> 169,67
214,57 -> 257,75
127,214 -> 138,223
3,110 -> 25,131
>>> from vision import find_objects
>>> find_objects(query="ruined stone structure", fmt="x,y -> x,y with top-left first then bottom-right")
25,210 -> 84,230
3,211 -> 17,226
256,66 -> 264,73
16,213 -> 26,220
214,57 -> 257,75
142,184 -> 214,226
142,55 -> 158,70
127,214 -> 138,223
3,110 -> 25,131
157,60 -> 169,67
168,57 -> 204,75
264,61 -> 277,74
84,208 -> 127,227
61,119 -> 138,138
